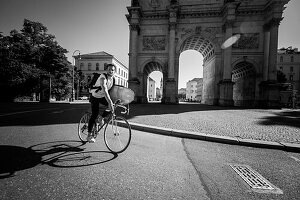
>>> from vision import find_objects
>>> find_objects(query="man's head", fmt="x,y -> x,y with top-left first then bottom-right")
106,64 -> 116,76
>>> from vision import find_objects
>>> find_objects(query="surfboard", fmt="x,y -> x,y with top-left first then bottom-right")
109,85 -> 135,105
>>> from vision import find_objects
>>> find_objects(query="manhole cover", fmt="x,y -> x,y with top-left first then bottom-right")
230,164 -> 275,190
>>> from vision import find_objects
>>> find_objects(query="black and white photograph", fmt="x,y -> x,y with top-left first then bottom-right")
0,0 -> 299,199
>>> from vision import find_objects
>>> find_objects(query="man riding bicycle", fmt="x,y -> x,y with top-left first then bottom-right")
87,63 -> 116,143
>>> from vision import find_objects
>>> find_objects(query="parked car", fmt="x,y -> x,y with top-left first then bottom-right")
78,96 -> 88,100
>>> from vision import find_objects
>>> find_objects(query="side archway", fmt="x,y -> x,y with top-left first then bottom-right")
141,61 -> 165,103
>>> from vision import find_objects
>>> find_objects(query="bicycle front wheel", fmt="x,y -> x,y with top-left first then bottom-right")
104,116 -> 131,153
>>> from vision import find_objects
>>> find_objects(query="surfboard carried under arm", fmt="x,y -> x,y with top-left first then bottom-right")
109,85 -> 135,105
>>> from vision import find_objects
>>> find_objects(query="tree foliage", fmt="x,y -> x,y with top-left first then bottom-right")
277,70 -> 287,83
0,19 -> 71,101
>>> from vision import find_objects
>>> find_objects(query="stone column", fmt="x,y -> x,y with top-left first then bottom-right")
127,5 -> 141,103
263,26 -> 270,81
259,18 -> 282,108
268,18 -> 281,81
164,9 -> 178,104
223,21 -> 233,80
168,23 -> 176,79
127,24 -> 141,102
128,24 -> 139,80
219,20 -> 234,106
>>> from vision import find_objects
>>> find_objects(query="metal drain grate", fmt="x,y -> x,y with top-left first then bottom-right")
230,164 -> 274,190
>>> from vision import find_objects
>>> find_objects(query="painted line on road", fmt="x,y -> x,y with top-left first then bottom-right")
0,108 -> 58,117
289,155 -> 300,162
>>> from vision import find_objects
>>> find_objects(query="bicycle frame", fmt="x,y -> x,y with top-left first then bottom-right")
93,99 -> 129,136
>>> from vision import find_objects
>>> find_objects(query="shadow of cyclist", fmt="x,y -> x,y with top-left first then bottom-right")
0,140 -> 118,179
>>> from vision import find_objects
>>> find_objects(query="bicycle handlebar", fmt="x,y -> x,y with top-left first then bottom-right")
113,99 -> 129,115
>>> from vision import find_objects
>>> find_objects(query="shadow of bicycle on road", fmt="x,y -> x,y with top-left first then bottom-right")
0,140 -> 118,179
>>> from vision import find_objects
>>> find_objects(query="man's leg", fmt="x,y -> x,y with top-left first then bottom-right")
97,103 -> 108,126
87,97 -> 99,142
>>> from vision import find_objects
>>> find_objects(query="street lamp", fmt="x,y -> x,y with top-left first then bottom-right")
72,50 -> 81,101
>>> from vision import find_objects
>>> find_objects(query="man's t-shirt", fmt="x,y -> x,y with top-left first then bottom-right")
91,74 -> 114,98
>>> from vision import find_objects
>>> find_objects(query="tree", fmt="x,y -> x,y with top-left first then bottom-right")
277,70 -> 287,83
0,19 -> 71,101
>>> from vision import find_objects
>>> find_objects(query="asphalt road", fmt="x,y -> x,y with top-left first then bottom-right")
0,102 -> 299,199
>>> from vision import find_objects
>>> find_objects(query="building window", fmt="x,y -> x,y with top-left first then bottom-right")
80,63 -> 84,70
118,68 -> 120,74
96,63 -> 99,70
291,56 -> 294,62
290,75 -> 293,81
290,66 -> 293,72
280,56 -> 283,62
88,63 -> 92,71
280,66 -> 283,71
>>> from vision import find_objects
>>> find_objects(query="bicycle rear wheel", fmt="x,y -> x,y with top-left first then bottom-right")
104,116 -> 131,153
78,112 -> 91,142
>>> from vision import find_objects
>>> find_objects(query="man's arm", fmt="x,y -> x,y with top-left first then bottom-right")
99,77 -> 114,111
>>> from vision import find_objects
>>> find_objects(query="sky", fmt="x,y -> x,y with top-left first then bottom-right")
0,0 -> 299,89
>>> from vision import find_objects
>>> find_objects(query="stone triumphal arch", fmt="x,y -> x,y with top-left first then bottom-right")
126,0 -> 290,107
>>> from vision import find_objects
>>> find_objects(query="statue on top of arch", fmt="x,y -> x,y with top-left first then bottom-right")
131,0 -> 140,7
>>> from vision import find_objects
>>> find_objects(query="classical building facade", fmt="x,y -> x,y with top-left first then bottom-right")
186,78 -> 201,101
277,47 -> 300,92
195,78 -> 203,102
126,0 -> 290,107
74,51 -> 128,96
147,76 -> 156,100
277,47 -> 300,107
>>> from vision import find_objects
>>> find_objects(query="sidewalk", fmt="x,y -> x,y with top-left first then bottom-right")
125,103 -> 300,152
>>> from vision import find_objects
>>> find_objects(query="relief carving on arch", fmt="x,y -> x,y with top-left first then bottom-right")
180,28 -> 193,39
232,33 -> 259,49
180,26 -> 221,41
143,36 -> 166,51
149,0 -> 160,9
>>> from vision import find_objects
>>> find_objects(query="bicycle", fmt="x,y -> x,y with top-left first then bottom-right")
78,100 -> 131,153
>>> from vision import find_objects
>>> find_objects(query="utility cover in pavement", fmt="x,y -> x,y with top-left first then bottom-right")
230,164 -> 282,194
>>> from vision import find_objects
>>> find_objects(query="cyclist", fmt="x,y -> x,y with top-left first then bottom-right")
87,63 -> 116,143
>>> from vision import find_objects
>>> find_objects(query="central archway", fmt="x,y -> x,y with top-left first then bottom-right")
232,61 -> 257,107
176,34 -> 219,105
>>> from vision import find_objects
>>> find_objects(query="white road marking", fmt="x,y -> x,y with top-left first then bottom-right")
289,156 -> 300,162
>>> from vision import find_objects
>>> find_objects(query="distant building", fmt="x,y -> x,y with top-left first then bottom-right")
148,77 -> 156,101
277,47 -> 300,107
74,51 -> 128,97
157,78 -> 163,101
195,79 -> 203,102
186,78 -> 202,101
178,88 -> 186,101
277,47 -> 300,91
156,87 -> 161,100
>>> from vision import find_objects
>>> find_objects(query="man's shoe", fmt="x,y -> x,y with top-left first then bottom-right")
86,134 -> 96,143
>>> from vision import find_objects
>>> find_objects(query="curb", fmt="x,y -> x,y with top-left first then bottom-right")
128,121 -> 300,152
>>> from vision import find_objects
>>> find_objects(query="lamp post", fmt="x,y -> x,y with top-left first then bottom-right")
72,50 -> 81,101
